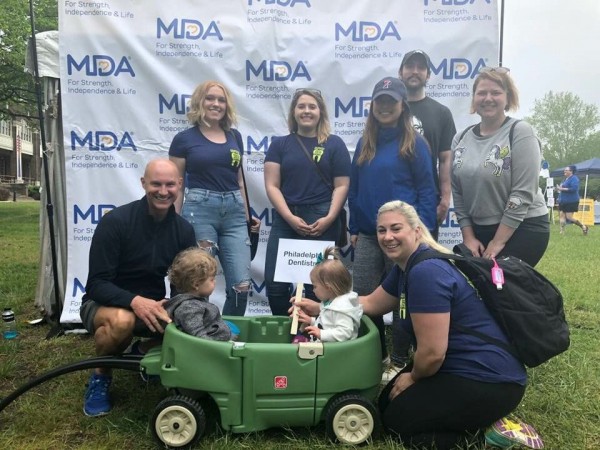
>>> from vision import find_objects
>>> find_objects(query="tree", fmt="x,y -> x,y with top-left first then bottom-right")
527,91 -> 600,170
0,0 -> 57,121
576,131 -> 600,163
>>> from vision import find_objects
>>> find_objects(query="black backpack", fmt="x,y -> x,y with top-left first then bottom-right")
406,246 -> 570,367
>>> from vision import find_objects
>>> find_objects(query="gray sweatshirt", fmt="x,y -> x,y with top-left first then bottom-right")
451,118 -> 548,229
164,293 -> 231,341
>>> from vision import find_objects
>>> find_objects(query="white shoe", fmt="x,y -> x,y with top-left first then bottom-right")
381,362 -> 406,385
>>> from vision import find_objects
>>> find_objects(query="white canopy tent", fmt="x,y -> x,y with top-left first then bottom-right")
25,30 -> 68,321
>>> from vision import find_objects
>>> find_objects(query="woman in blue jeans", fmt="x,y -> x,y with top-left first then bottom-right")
264,88 -> 351,315
169,80 -> 260,316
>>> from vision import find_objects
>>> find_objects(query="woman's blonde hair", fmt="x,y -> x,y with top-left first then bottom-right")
310,246 -> 352,298
287,89 -> 331,145
377,200 -> 451,254
168,247 -> 218,294
357,99 -> 418,166
470,71 -> 520,113
187,80 -> 237,129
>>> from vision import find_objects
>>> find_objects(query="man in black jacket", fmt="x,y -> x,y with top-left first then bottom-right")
80,158 -> 196,416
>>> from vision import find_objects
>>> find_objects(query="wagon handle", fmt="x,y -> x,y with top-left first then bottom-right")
290,282 -> 304,335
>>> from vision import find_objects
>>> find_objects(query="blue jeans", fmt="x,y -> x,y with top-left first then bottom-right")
182,188 -> 251,316
265,201 -> 340,316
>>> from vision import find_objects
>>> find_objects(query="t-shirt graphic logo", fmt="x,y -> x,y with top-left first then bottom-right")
230,149 -> 241,167
453,146 -> 466,169
411,115 -> 424,135
312,146 -> 324,163
484,144 -> 511,176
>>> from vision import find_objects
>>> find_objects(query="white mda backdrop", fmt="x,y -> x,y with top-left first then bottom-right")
59,0 -> 499,323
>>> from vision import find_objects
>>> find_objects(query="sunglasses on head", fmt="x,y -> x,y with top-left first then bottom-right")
479,66 -> 510,74
295,88 -> 322,98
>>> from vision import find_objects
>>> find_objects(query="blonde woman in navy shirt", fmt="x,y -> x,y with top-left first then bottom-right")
169,81 -> 259,316
295,200 -> 541,450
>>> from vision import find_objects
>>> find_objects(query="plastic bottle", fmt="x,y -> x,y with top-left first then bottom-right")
491,259 -> 505,291
2,308 -> 18,339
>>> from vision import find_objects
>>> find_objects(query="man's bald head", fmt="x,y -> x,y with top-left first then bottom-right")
141,159 -> 183,220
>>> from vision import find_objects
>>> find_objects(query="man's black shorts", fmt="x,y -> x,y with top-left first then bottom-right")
80,300 -> 161,337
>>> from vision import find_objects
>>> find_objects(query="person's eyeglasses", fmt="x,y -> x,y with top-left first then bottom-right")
479,66 -> 510,74
295,88 -> 322,98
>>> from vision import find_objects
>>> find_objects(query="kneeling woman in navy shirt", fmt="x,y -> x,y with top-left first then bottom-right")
298,200 -> 533,450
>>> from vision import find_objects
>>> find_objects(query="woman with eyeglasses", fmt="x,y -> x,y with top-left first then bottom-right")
348,77 -> 437,380
263,88 -> 351,315
169,81 -> 260,316
451,67 -> 549,266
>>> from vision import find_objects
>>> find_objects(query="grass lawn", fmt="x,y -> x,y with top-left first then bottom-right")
1,201 -> 599,449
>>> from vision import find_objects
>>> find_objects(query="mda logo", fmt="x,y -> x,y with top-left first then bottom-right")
335,21 -> 401,42
424,0 -> 491,5
334,97 -> 371,118
430,58 -> 486,80
159,94 -> 192,115
246,60 -> 311,82
71,131 -> 137,151
66,55 -> 135,77
247,0 -> 311,7
73,204 -> 116,225
156,18 -> 223,40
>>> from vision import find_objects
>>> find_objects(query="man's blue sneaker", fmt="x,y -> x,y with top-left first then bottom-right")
83,372 -> 112,417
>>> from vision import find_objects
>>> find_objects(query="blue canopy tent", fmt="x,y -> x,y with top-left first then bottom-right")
550,157 -> 600,200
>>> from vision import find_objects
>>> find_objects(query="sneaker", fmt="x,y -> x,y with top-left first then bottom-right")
381,360 -> 407,385
485,417 -> 544,449
83,373 -> 112,417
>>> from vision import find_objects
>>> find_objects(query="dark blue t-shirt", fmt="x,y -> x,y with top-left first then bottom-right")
264,134 -> 351,206
381,246 -> 526,385
169,127 -> 242,192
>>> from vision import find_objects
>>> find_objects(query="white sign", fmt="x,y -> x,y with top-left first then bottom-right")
274,239 -> 335,284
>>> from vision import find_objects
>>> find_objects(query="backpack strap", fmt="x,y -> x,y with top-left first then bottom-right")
405,249 -> 520,359
508,119 -> 520,146
507,119 -> 542,154
456,124 -> 476,145
458,119 -> 520,149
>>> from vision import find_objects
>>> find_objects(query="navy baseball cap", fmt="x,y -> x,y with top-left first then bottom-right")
372,77 -> 408,102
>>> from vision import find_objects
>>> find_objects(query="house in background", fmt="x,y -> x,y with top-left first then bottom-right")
0,119 -> 41,186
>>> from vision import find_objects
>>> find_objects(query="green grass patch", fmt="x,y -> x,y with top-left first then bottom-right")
1,202 -> 599,449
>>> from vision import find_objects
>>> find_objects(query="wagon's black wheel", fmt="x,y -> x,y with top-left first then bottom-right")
151,395 -> 206,449
325,393 -> 379,445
